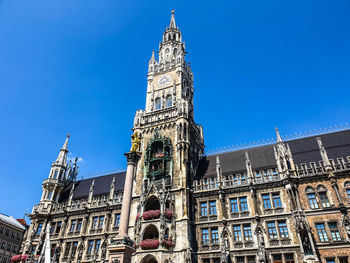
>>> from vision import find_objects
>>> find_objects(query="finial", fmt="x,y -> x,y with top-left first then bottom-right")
169,9 -> 176,28
275,127 -> 282,142
67,133 -> 70,138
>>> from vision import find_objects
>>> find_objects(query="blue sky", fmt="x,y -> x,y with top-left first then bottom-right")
1,0 -> 350,219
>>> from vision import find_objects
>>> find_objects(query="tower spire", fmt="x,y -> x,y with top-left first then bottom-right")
169,9 -> 176,28
275,127 -> 282,143
55,134 -> 70,165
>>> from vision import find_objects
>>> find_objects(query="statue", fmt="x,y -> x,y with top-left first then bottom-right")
130,132 -> 141,153
302,235 -> 313,255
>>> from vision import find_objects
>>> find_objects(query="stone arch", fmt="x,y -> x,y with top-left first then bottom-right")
144,195 -> 160,211
142,224 -> 159,240
141,255 -> 158,263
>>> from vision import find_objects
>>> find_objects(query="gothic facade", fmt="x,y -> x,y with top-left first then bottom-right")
22,11 -> 350,263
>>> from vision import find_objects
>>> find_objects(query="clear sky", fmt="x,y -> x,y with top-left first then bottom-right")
1,0 -> 350,219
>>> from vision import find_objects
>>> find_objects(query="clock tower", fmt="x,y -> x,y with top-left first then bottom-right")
130,10 -> 204,263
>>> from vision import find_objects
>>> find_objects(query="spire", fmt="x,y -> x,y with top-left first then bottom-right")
169,9 -> 176,28
275,127 -> 282,143
55,134 -> 70,165
316,137 -> 332,170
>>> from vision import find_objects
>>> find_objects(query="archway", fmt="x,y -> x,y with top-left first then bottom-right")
141,255 -> 158,263
143,224 -> 159,240
144,195 -> 160,211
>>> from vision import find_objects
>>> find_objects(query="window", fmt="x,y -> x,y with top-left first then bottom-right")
16,232 -> 21,240
285,254 -> 295,263
272,193 -> 282,208
240,197 -> 248,211
273,255 -> 282,263
5,229 -> 9,236
31,245 -> 37,254
209,201 -> 217,215
12,245 -> 17,253
114,214 -> 121,227
307,193 -> 318,209
243,225 -> 252,241
317,185 -> 330,208
316,223 -> 328,242
36,223 -> 43,235
50,223 -> 56,234
236,257 -> 245,263
328,222 -> 341,241
200,202 -> 207,216
213,259 -> 220,263
64,242 -> 71,257
98,216 -> 105,229
1,242 -> 5,249
71,242 -> 78,257
154,98 -> 161,110
230,197 -> 248,213
230,198 -> 238,213
0,226 -> 3,234
233,225 -> 242,242
211,228 -> 219,244
339,257 -> 348,263
87,240 -> 94,255
56,222 -> 62,234
247,256 -> 256,263
166,95 -> 172,108
203,259 -> 210,263
91,217 -> 98,230
6,244 -> 11,252
326,259 -> 335,263
94,240 -> 101,255
278,221 -> 289,238
70,220 -> 77,233
345,182 -> 350,201
262,194 -> 272,209
267,222 -> 278,239
10,231 -> 15,238
202,228 -> 209,245
76,219 -> 82,232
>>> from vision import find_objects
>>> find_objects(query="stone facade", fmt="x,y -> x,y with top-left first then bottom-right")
0,214 -> 27,263
21,10 -> 350,263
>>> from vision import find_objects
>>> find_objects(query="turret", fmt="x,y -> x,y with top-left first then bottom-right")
40,134 -> 75,204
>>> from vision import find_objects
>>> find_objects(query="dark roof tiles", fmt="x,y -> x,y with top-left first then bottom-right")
196,129 -> 350,179
59,171 -> 126,202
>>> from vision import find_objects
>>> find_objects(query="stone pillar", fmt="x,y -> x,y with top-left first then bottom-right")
118,152 -> 140,238
108,151 -> 140,263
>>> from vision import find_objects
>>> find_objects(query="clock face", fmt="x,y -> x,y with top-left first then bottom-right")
157,75 -> 172,87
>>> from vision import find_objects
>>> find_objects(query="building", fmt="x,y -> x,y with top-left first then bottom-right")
0,214 -> 27,263
21,11 -> 350,263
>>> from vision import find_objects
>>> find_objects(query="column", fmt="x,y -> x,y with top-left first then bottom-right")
108,151 -> 140,263
118,152 -> 140,238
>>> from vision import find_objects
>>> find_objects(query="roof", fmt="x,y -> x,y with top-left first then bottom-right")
196,129 -> 350,179
16,218 -> 29,228
0,214 -> 26,231
59,171 -> 126,202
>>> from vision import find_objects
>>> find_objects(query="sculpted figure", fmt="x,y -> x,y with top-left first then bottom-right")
130,132 -> 141,152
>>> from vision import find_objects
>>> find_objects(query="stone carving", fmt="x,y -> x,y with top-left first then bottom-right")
255,224 -> 266,262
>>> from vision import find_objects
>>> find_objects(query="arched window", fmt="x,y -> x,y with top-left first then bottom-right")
306,187 -> 319,209
154,98 -> 161,111
53,170 -> 58,179
344,181 -> 350,201
317,185 -> 330,208
165,95 -> 172,108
